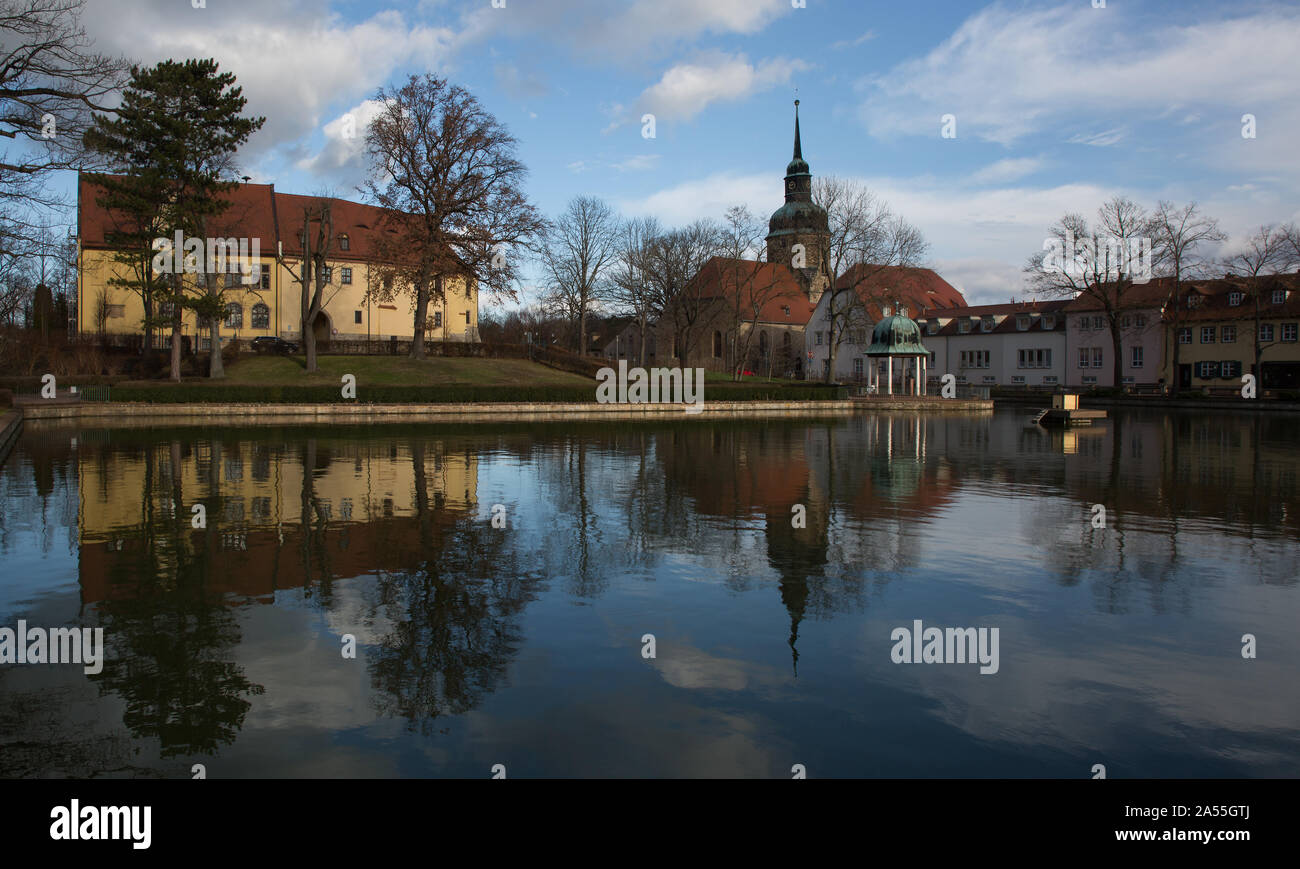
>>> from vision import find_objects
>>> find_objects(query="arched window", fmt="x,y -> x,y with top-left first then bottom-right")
338,233 -> 350,251
251,303 -> 270,329
224,302 -> 243,329
782,332 -> 792,354
759,331 -> 769,357
712,330 -> 723,358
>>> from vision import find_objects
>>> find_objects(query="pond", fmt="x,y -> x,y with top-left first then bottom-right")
1,408 -> 1297,778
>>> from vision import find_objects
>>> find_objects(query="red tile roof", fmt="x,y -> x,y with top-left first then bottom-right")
78,174 -> 401,264
689,257 -> 818,325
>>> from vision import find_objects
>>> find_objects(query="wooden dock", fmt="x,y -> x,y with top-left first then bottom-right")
1032,407 -> 1107,427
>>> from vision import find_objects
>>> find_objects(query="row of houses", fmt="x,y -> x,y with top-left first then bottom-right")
601,264 -> 1300,392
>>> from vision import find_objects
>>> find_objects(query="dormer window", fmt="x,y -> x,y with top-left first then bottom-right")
1017,315 -> 1030,330
1229,292 -> 1242,306
1043,315 -> 1055,329
1273,289 -> 1287,305
1188,294 -> 1200,309
980,317 -> 994,332
927,321 -> 938,335
782,305 -> 790,317
339,233 -> 350,251
958,319 -> 971,334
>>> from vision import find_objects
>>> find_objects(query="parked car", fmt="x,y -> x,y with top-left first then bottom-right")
251,336 -> 299,354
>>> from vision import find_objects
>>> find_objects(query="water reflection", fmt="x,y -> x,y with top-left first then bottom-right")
1,409 -> 1297,777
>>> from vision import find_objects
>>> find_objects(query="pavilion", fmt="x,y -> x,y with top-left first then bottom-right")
864,307 -> 929,396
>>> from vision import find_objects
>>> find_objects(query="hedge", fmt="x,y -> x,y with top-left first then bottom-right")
105,382 -> 848,404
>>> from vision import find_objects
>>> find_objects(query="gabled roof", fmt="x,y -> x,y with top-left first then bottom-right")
834,264 -> 968,314
78,174 -> 404,264
1170,273 -> 1300,322
1062,277 -> 1175,312
690,257 -> 817,325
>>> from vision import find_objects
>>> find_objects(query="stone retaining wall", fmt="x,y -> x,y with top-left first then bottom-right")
18,397 -> 993,427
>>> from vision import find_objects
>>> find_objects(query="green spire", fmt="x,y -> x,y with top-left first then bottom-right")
793,99 -> 802,160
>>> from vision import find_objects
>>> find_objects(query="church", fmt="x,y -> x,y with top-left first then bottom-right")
664,102 -> 965,380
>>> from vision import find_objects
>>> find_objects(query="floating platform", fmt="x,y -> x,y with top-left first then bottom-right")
1032,407 -> 1107,427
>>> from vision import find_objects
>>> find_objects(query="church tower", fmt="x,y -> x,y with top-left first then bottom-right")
766,100 -> 831,304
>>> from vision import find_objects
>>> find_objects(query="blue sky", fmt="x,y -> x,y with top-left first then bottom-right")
63,0 -> 1300,307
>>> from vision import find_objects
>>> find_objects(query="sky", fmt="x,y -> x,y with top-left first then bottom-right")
54,0 -> 1300,308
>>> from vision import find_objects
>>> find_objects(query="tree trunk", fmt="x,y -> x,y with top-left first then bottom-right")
1111,322 -> 1123,389
303,315 -> 317,372
208,316 -> 224,378
410,277 -> 430,360
168,279 -> 182,382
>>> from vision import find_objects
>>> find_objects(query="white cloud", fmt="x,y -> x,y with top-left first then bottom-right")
296,99 -> 390,184
637,53 -> 810,123
859,3 -> 1300,154
969,157 -> 1048,185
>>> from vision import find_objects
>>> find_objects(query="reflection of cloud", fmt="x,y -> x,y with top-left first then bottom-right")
653,641 -> 792,693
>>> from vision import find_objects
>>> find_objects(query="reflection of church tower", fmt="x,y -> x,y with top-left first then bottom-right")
764,495 -> 830,675
766,100 -> 831,304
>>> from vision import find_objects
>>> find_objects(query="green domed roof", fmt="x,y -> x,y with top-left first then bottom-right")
865,314 -> 929,355
768,199 -> 828,235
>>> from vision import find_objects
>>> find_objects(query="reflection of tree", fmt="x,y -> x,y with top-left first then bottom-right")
89,439 -> 264,756
362,438 -> 540,734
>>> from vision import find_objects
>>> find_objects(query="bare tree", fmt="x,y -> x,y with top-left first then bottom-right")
1025,196 -> 1157,389
1222,224 -> 1290,383
647,219 -> 721,366
713,205 -> 783,380
0,0 -> 125,259
365,74 -> 544,360
813,176 -> 928,383
1151,201 -> 1225,395
608,215 -> 661,366
538,196 -> 619,355
275,198 -> 341,372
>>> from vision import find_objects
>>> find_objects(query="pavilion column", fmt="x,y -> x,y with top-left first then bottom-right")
887,357 -> 893,395
921,356 -> 927,395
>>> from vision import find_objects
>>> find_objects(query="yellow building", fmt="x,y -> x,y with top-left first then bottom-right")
76,176 -> 479,348
1163,274 -> 1300,392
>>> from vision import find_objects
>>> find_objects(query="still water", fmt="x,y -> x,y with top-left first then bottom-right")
1,409 -> 1297,778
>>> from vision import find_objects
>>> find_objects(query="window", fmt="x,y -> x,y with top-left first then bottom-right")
1198,361 -> 1219,379
782,305 -> 791,317
251,303 -> 270,329
958,319 -> 971,333
1043,375 -> 1058,384
338,233 -> 350,251
1121,315 -> 1131,328
1092,347 -> 1103,368
1283,323 -> 1298,342
1135,314 -> 1146,327
1220,360 -> 1242,378
1200,326 -> 1216,343
1093,315 -> 1104,329
1188,294 -> 1201,308
1229,292 -> 1243,306
433,311 -> 442,329
926,321 -> 938,335
354,310 -> 363,325
1082,375 -> 1097,385
981,318 -> 994,332
1012,375 -> 1025,384
260,264 -> 270,290
982,375 -> 997,383
1131,345 -> 1143,368
1273,289 -> 1286,304
107,304 -> 125,318
322,266 -> 332,284
815,331 -> 823,346
852,358 -> 864,378
1122,376 -> 1135,385
224,271 -> 240,288
1043,315 -> 1055,329
1017,315 -> 1030,330
1222,325 -> 1236,343
959,350 -> 988,368
1260,323 -> 1275,342
224,302 -> 242,329
1078,347 -> 1090,368
1018,348 -> 1051,369
1178,328 -> 1192,344
464,310 -> 470,325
